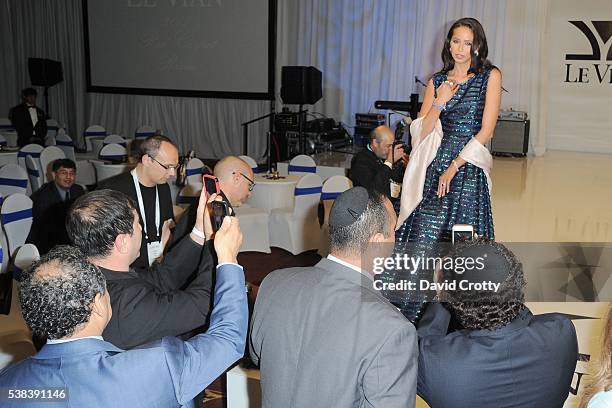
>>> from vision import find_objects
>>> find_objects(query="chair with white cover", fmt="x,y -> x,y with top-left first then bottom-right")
0,165 -> 29,196
135,125 -> 156,139
25,156 -> 43,192
99,143 -> 127,163
12,243 -> 39,282
76,160 -> 96,186
177,183 -> 202,206
103,134 -> 127,147
39,146 -> 65,184
45,119 -> 59,145
185,158 -> 205,185
288,154 -> 317,176
268,173 -> 324,255
55,132 -> 76,162
0,118 -> 13,131
1,193 -> 33,258
239,155 -> 260,174
84,125 -> 107,152
92,161 -> 131,184
318,175 -> 353,256
234,206 -> 271,253
17,144 -> 44,171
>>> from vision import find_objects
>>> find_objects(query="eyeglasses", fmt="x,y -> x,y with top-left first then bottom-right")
234,172 -> 255,191
149,155 -> 178,171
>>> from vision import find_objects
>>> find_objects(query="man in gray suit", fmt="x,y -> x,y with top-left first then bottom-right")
250,187 -> 418,407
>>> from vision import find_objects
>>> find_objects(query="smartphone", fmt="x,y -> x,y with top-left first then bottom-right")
211,201 -> 229,232
452,224 -> 474,244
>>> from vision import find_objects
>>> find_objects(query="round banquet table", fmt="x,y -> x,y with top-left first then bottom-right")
246,174 -> 301,211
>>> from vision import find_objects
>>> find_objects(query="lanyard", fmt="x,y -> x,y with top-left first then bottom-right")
131,169 -> 160,242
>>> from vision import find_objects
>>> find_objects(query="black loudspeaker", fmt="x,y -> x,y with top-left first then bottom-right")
28,58 -> 63,87
281,66 -> 322,105
490,119 -> 530,156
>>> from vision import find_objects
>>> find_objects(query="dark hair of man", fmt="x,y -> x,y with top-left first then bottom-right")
52,158 -> 76,172
329,192 -> 391,257
19,245 -> 107,340
440,17 -> 495,75
22,87 -> 37,97
138,134 -> 177,160
440,239 -> 526,330
66,189 -> 136,258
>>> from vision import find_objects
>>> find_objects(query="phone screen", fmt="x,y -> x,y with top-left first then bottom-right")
211,201 -> 228,232
452,230 -> 474,244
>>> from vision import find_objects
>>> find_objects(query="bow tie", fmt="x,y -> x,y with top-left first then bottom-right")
27,106 -> 36,110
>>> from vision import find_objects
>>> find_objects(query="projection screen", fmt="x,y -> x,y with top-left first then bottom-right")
83,0 -> 275,99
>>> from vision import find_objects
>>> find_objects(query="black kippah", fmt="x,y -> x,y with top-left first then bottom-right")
329,187 -> 369,228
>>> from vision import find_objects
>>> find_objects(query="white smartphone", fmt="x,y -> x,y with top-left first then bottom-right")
452,224 -> 474,244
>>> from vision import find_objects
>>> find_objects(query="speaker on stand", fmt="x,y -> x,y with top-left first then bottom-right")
28,58 -> 63,118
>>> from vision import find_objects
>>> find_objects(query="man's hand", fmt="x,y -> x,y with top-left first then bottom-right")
213,216 -> 242,264
386,144 -> 405,164
191,190 -> 220,244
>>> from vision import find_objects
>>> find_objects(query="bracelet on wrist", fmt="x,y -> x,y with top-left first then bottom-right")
452,159 -> 459,171
191,226 -> 205,240
432,100 -> 446,112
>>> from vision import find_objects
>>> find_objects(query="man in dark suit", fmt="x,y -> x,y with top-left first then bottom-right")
99,135 -> 177,268
9,88 -> 47,147
26,159 -> 85,254
65,188 -> 222,349
417,239 -> 578,408
250,187 -> 418,407
350,125 -> 407,199
0,216 -> 246,407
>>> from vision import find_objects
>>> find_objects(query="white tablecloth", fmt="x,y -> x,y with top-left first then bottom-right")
246,174 -> 301,211
0,132 -> 18,147
277,151 -> 352,180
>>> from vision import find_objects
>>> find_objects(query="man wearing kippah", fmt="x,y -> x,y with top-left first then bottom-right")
250,187 -> 418,407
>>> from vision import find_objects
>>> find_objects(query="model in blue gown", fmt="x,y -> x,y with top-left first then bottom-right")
384,67 -> 495,322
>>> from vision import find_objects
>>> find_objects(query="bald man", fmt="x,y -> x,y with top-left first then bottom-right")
350,125 -> 407,200
173,156 -> 254,243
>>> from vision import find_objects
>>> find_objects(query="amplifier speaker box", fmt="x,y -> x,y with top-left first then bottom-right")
490,119 -> 530,156
281,66 -> 322,105
28,58 -> 63,87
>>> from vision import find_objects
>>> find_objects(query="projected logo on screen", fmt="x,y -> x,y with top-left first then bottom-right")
564,21 -> 612,84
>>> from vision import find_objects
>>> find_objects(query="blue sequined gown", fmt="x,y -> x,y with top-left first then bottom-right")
386,67 -> 495,322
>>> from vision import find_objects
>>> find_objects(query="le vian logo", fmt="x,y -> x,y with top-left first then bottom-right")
564,20 -> 612,84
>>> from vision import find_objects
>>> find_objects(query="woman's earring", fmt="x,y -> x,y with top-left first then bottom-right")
474,50 -> 479,57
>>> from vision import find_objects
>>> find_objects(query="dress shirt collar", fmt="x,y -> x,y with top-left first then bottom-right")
327,254 -> 373,282
47,335 -> 104,344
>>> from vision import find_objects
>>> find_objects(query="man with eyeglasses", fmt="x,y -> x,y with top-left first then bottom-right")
99,135 -> 178,268
26,158 -> 86,255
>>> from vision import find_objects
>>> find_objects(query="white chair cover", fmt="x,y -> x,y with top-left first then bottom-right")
288,154 -> 317,175
45,119 -> 59,144
177,183 -> 202,206
17,144 -> 44,172
99,143 -> 127,163
234,206 -> 271,253
39,146 -> 65,184
12,243 -> 39,282
103,134 -> 127,147
268,173 -> 324,255
239,155 -> 260,174
0,164 -> 29,196
0,118 -> 13,131
25,156 -> 43,193
185,158 -> 206,185
0,202 -> 7,274
84,125 -> 106,152
92,161 -> 131,183
135,125 -> 156,139
55,133 -> 76,162
318,175 -> 353,256
0,135 -> 7,148
1,193 -> 33,257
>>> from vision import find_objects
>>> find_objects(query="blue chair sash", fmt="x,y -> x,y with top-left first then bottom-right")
85,131 -> 106,137
186,167 -> 204,177
288,165 -> 316,173
0,141 -> 6,146
321,192 -> 342,200
2,208 -> 33,224
26,168 -> 40,177
17,151 -> 41,158
56,140 -> 74,147
103,141 -> 127,147
100,154 -> 127,163
0,178 -> 28,188
135,131 -> 155,138
295,186 -> 322,196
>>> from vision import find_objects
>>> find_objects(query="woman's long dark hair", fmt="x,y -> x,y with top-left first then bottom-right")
441,17 -> 493,74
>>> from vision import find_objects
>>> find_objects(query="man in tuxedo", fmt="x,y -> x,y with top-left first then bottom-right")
9,88 -> 47,147
172,155 -> 254,242
0,216 -> 246,407
98,135 -> 177,268
65,188 -> 223,349
417,239 -> 578,407
26,159 -> 85,255
350,125 -> 406,199
250,187 -> 418,407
